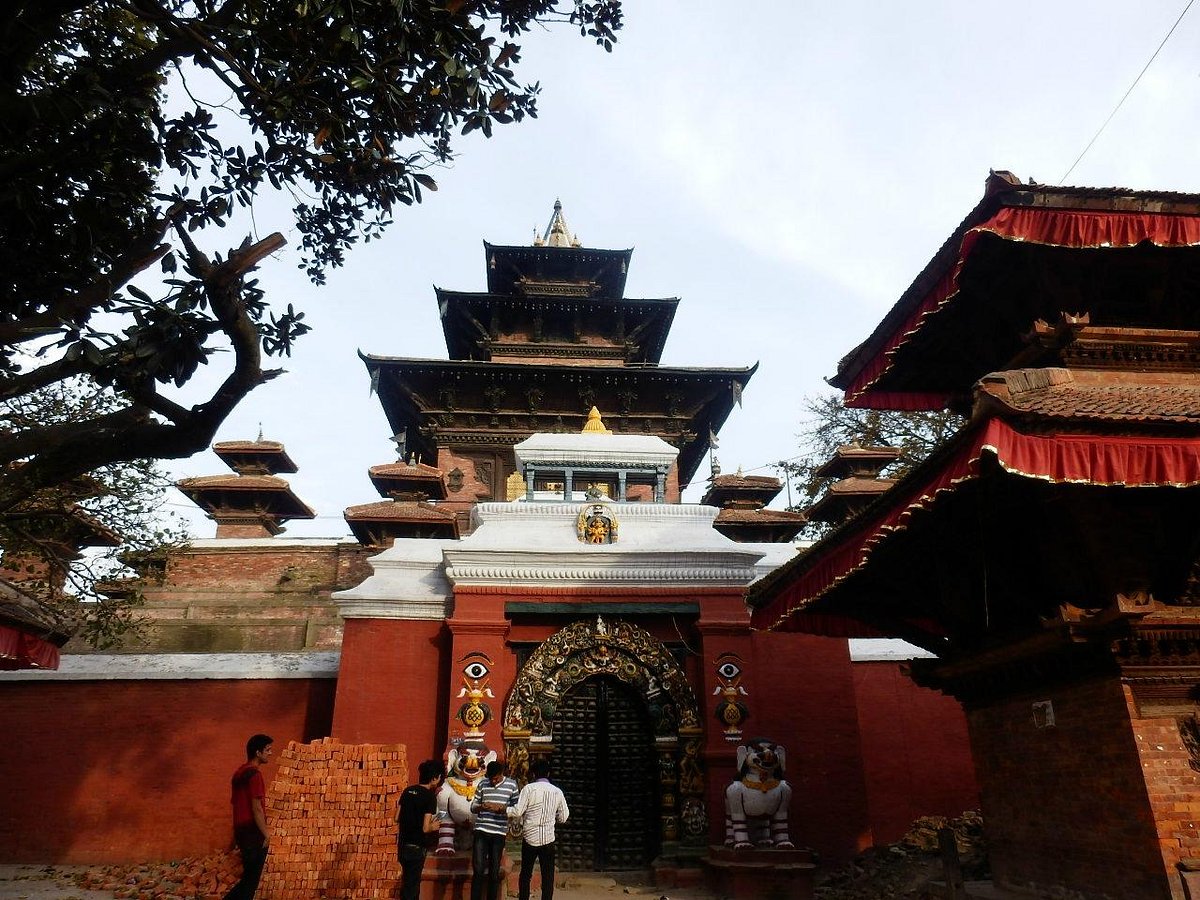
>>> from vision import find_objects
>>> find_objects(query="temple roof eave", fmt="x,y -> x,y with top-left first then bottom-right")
747,397 -> 1200,641
360,356 -> 757,487
829,173 -> 1200,406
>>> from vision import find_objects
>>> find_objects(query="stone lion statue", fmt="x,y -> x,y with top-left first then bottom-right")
435,739 -> 497,854
723,738 -> 794,850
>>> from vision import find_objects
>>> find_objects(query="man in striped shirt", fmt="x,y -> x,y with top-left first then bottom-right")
508,758 -> 570,900
470,761 -> 519,900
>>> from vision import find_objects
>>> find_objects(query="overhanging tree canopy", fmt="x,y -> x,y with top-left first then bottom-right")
0,0 -> 623,515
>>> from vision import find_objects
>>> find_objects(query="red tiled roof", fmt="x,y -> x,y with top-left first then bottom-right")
177,474 -> 291,490
826,477 -> 897,495
212,440 -> 286,452
715,508 -> 806,524
343,500 -> 457,522
368,462 -> 444,479
978,368 -> 1200,424
710,474 -> 781,489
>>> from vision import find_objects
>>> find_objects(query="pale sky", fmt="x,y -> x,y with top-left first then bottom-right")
164,1 -> 1200,537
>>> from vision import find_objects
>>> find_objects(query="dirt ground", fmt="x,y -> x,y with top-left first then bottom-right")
0,812 -> 987,900
0,865 -> 714,900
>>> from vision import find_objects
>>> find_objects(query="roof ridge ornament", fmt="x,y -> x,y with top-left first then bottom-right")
539,199 -> 583,248
581,406 -> 612,435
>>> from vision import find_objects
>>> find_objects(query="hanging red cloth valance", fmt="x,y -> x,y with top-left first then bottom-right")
843,208 -> 1200,407
0,623 -> 61,670
750,419 -> 1200,632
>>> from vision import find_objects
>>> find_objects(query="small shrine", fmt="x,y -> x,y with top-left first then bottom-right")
176,439 -> 315,538
804,444 -> 899,526
343,461 -> 458,546
512,407 -> 678,502
701,472 -> 806,543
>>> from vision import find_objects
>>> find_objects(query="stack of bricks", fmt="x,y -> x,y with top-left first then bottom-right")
260,737 -> 408,899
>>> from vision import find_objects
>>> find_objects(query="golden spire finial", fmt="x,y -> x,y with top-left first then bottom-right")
542,199 -> 580,248
581,406 -> 611,435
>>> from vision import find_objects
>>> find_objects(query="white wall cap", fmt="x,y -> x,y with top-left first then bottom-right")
332,538 -> 455,619
848,639 -> 935,662
0,651 -> 341,681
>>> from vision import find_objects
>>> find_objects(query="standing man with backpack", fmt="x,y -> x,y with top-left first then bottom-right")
224,733 -> 273,900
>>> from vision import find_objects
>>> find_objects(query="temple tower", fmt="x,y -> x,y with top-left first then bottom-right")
361,202 -> 756,531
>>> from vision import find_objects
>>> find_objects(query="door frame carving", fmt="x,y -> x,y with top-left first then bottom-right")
502,616 -> 707,854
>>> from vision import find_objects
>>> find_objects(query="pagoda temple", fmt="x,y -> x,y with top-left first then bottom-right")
361,202 -> 756,530
750,171 -> 1200,900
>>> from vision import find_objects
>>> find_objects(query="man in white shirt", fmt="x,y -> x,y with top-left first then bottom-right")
508,758 -> 570,900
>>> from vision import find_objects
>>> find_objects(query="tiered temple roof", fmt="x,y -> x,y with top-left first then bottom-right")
701,473 -> 806,543
177,438 -> 315,538
362,203 -> 755,503
343,460 -> 458,546
749,173 -> 1200,667
805,445 -> 899,526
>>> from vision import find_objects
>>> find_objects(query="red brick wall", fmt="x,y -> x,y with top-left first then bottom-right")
751,632 -> 871,866
0,679 -> 334,864
968,675 -> 1169,899
852,662 -> 978,844
1127,691 -> 1200,900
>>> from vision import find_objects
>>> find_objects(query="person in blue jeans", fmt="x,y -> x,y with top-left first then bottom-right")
470,761 -> 519,900
397,759 -> 445,900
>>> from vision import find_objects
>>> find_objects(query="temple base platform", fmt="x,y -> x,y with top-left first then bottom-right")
703,845 -> 817,900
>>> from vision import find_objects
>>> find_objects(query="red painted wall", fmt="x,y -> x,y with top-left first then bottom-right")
751,632 -> 871,866
333,618 -> 450,757
851,661 -> 978,844
0,679 -> 334,864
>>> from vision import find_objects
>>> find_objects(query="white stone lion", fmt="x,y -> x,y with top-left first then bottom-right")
435,739 -> 497,854
723,738 -> 794,850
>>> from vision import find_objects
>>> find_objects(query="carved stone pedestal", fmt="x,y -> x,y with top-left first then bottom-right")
703,845 -> 817,900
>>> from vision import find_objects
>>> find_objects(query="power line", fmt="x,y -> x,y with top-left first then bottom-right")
1060,0 -> 1196,183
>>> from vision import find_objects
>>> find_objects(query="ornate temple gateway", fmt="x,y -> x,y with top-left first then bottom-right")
750,172 -> 1200,900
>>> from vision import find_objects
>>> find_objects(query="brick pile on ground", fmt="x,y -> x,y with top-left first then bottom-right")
259,737 -> 408,899
72,850 -> 241,898
814,810 -> 988,900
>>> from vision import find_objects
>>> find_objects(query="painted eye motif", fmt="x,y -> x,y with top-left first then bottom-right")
464,661 -> 489,679
717,662 -> 741,679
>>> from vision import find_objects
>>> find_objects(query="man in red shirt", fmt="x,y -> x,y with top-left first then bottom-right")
224,734 -> 273,900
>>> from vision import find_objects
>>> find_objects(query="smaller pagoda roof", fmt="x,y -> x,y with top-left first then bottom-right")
813,445 -> 900,480
0,578 -> 69,669
702,474 -> 783,509
343,500 -> 459,545
175,475 -> 316,521
804,477 -> 897,525
367,462 -> 448,500
212,440 -> 298,475
714,507 -> 807,526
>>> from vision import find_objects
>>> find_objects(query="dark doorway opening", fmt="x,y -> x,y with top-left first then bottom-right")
553,675 -> 659,870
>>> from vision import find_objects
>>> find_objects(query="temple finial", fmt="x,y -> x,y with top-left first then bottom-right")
256,423 -> 264,442
581,407 -> 611,435
541,199 -> 582,248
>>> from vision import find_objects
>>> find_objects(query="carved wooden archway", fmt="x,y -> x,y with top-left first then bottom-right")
502,616 -> 707,852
